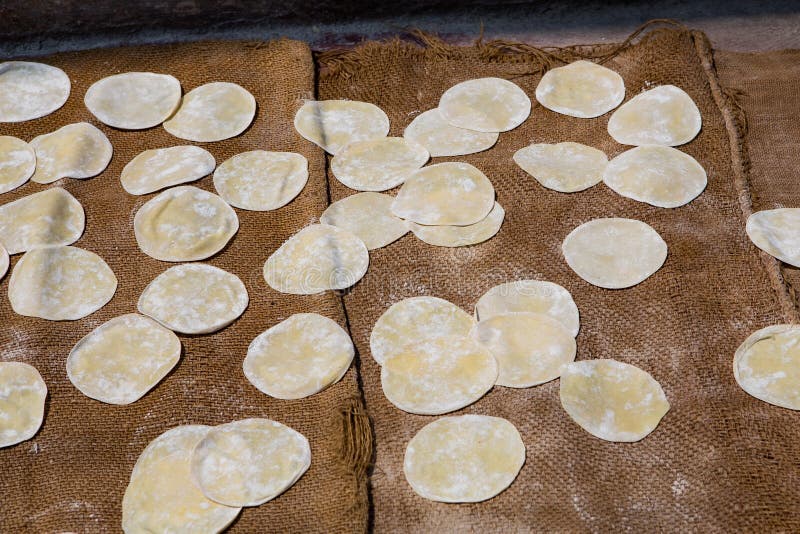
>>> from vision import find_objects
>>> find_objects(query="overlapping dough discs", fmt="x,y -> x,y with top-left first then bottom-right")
331,137 -> 429,191
134,185 -> 239,262
85,72 -> 182,129
67,314 -> 181,405
138,263 -> 248,334
121,146 -> 215,195
131,425 -> 212,479
439,77 -> 531,132
403,108 -> 498,157
746,208 -> 800,268
409,202 -> 504,247
0,243 -> 8,280
513,142 -> 608,193
608,85 -> 702,146
244,313 -> 354,399
264,224 -> 369,295
163,82 -> 256,142
603,145 -> 707,208
404,415 -> 525,503
320,192 -> 408,250
190,418 -> 311,507
30,122 -> 113,184
0,187 -> 85,254
560,359 -> 670,442
562,218 -> 668,289
370,296 -> 475,365
294,100 -> 390,155
0,362 -> 47,448
0,61 -> 70,122
0,136 -> 36,194
392,162 -> 495,226
734,325 -> 800,410
9,245 -> 117,321
535,60 -> 625,118
213,150 -> 308,211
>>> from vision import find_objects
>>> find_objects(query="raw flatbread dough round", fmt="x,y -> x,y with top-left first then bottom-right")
0,362 -> 47,448
331,137 -> 429,191
471,312 -> 576,387
513,142 -> 608,193
409,202 -> 504,247
121,146 -> 215,195
213,150 -> 308,211
264,224 -> 368,295
475,279 -> 580,337
30,122 -> 113,184
439,77 -> 531,132
0,187 -> 85,254
190,418 -> 311,507
608,85 -> 702,146
163,82 -> 256,142
9,246 -> 117,321
320,192 -> 408,250
403,108 -> 498,157
391,162 -> 495,226
85,72 -> 181,130
603,145 -> 707,208
293,100 -> 390,155
746,208 -> 800,268
404,415 -> 524,503
0,243 -> 7,280
132,425 -> 212,479
138,263 -> 248,334
133,185 -> 239,262
562,218 -> 668,289
560,359 -> 670,442
0,61 -> 70,122
370,296 -> 475,365
535,60 -> 625,118
67,313 -> 181,405
0,136 -> 36,194
734,325 -> 800,410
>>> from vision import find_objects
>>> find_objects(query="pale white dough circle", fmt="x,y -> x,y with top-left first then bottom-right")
0,243 -> 8,280
85,72 -> 182,129
320,192 -> 409,250
163,82 -> 256,142
294,100 -> 390,155
439,77 -> 531,132
746,208 -> 800,268
138,263 -> 248,334
562,218 -> 668,289
403,108 -> 498,157
0,187 -> 85,254
0,362 -> 47,448
409,202 -> 504,247
535,60 -> 625,118
513,142 -> 608,193
331,137 -> 429,191
0,136 -> 36,194
213,150 -> 308,211
30,122 -> 113,184
0,61 -> 70,122
132,425 -> 212,479
121,146 -> 215,195
608,85 -> 702,146
734,325 -> 800,410
404,415 -> 525,503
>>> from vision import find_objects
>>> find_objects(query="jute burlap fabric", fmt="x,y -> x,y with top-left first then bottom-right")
319,25 -> 800,530
0,40 -> 370,532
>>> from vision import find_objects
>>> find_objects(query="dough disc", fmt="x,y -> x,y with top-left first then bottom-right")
608,85 -> 701,146
513,142 -> 608,193
131,425 -> 212,479
0,243 -> 7,280
121,146 -> 215,195
409,202 -> 504,247
560,359 -> 670,442
403,108 -> 498,157
30,122 -> 113,184
293,100 -> 390,155
163,82 -> 256,142
0,187 -> 85,254
535,60 -> 625,118
213,150 -> 308,211
0,61 -> 70,122
439,77 -> 531,132
85,72 -> 182,129
331,137 -> 429,191
320,192 -> 409,250
0,136 -> 36,194
746,208 -> 800,268
734,325 -> 800,410
0,362 -> 47,448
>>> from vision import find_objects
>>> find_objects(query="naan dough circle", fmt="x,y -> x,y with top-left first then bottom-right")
0,187 -> 85,254
30,122 -> 113,184
409,201 -> 504,247
608,85 -> 702,146
0,243 -> 8,280
190,418 -> 311,507
391,162 -> 495,226
403,108 -> 498,157
0,61 -> 70,122
67,313 -> 181,405
560,359 -> 670,442
746,208 -> 800,268
264,224 -> 369,295
121,146 -> 215,195
370,296 -> 475,365
562,218 -> 668,289
213,150 -> 308,211
513,142 -> 608,193
734,325 -> 800,410
0,362 -> 47,448
85,72 -> 182,130
439,77 -> 531,132
535,60 -> 625,118
404,415 -> 525,503
331,137 -> 429,191
293,100 -> 390,155
134,185 -> 239,262
0,136 -> 36,194
138,263 -> 248,334
132,425 -> 212,479
163,82 -> 256,142
603,145 -> 707,208
9,246 -> 116,320
320,192 -> 409,250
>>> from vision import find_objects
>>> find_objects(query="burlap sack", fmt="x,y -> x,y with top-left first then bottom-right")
319,24 -> 800,530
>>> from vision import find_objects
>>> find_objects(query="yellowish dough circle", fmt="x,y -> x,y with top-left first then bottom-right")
734,325 -> 800,410
163,82 -> 256,142
331,137 -> 429,191
0,243 -> 8,280
0,61 -> 70,122
320,192 -> 409,250
294,100 -> 390,155
0,187 -> 85,254
131,425 -> 212,479
0,362 -> 47,448
403,108 -> 498,157
121,146 -> 216,195
85,72 -> 182,129
213,150 -> 308,211
409,201 -> 504,247
513,142 -> 608,193
439,77 -> 531,132
0,136 -> 36,194
608,85 -> 701,146
535,60 -> 625,118
30,122 -> 113,184
746,208 -> 800,268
